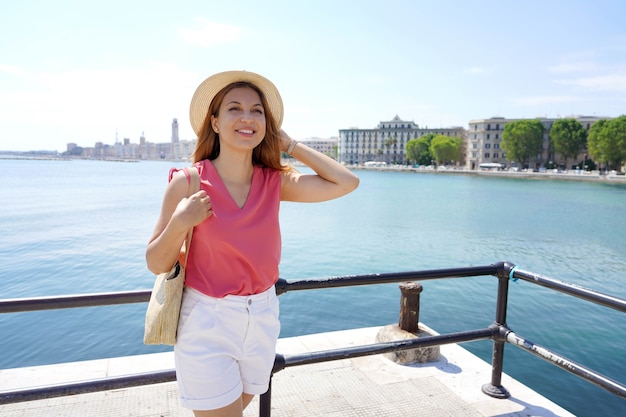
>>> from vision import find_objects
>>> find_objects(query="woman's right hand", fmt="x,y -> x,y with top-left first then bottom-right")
172,190 -> 213,230
147,172 -> 213,274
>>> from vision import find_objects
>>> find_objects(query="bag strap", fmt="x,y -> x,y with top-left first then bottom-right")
182,167 -> 200,267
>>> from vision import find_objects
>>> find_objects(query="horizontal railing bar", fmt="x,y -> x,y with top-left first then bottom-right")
10,265 -> 623,316
505,330 -> 626,399
0,329 -> 495,405
0,264 -> 503,314
0,290 -> 152,314
276,264 -> 501,294
512,268 -> 626,313
0,369 -> 176,405
274,328 -> 495,372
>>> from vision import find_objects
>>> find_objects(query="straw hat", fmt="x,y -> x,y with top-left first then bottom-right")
189,70 -> 284,136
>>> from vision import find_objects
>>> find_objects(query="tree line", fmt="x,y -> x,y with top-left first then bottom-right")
404,116 -> 626,171
405,133 -> 463,166
500,116 -> 626,171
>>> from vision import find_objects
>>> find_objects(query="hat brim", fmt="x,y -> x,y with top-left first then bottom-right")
189,70 -> 284,136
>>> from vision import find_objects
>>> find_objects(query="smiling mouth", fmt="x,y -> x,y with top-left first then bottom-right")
237,129 -> 254,135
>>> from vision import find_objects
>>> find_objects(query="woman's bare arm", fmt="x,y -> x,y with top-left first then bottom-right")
146,171 -> 212,274
280,130 -> 359,202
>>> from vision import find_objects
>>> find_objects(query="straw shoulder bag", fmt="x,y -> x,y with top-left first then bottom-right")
144,166 -> 200,346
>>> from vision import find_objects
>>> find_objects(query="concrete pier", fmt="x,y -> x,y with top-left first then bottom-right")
0,326 -> 575,416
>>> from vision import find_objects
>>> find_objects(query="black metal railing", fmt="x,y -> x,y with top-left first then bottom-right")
1,261 -> 625,416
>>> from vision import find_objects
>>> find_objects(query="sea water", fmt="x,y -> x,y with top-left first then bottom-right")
0,158 -> 625,416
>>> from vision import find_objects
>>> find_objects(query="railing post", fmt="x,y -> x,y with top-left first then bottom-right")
482,262 -> 513,399
259,353 -> 284,416
259,376 -> 272,417
398,281 -> 422,333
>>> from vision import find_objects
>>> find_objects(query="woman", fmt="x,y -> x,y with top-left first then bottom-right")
146,70 -> 359,416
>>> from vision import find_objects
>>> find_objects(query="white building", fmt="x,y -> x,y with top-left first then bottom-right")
171,139 -> 196,161
171,118 -> 179,143
339,115 -> 465,165
300,137 -> 338,159
467,116 -> 607,170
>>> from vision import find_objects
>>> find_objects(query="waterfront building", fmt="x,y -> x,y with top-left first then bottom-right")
466,117 -> 506,171
61,114 -> 612,166
467,116 -> 608,171
94,142 -> 110,158
139,141 -> 158,160
171,118 -> 179,143
300,137 -> 338,159
66,118 -> 197,160
338,115 -> 465,165
166,118 -> 197,160
171,138 -> 196,161
136,132 -> 168,160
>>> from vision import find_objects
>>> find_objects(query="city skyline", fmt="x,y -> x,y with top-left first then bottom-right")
0,112 -> 613,156
1,1 -> 625,152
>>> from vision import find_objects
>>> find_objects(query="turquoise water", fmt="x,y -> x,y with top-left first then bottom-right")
1,158 -> 625,416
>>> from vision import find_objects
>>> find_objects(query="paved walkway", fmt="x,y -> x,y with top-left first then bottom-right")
0,326 -> 575,416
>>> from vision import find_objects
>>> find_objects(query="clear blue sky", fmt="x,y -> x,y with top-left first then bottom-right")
1,0 -> 625,151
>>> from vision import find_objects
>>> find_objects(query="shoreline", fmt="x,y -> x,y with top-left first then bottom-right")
4,156 -> 626,184
349,165 -> 626,183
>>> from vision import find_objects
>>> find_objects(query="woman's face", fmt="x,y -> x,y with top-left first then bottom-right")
211,86 -> 267,153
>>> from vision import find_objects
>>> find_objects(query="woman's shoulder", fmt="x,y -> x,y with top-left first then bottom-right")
169,165 -> 200,182
194,159 -> 216,177
256,164 -> 285,178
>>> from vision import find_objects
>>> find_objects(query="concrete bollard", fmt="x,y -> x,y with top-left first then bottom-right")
399,281 -> 423,333
376,281 -> 440,365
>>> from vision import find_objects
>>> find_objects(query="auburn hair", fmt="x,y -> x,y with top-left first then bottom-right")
192,81 -> 289,172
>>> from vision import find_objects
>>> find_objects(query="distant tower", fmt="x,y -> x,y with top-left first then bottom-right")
140,131 -> 146,146
171,118 -> 179,143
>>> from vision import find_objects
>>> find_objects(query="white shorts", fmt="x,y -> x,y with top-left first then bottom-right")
174,286 -> 280,410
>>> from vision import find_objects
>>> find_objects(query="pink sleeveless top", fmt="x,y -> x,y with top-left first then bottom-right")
178,160 -> 282,297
